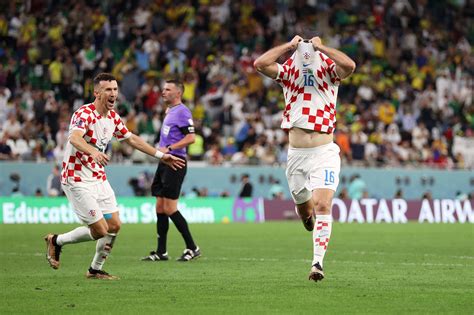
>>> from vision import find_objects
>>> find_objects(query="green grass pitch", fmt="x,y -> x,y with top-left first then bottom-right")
0,222 -> 473,314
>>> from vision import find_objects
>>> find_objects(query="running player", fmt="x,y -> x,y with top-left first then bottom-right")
254,36 -> 356,281
44,73 -> 185,279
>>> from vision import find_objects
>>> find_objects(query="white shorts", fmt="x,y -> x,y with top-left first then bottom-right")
286,142 -> 341,204
62,181 -> 119,225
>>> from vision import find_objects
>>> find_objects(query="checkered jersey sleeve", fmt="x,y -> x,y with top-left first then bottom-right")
110,111 -> 132,141
318,52 -> 341,86
70,107 -> 93,133
275,57 -> 294,87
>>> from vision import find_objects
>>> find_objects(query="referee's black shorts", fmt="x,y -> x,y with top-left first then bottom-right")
151,159 -> 187,199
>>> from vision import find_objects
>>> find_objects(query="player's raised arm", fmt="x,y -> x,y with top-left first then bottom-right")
123,134 -> 185,170
70,129 -> 110,166
310,36 -> 356,80
254,35 -> 303,79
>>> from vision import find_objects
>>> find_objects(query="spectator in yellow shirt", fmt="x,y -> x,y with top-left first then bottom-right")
48,55 -> 63,92
378,101 -> 396,125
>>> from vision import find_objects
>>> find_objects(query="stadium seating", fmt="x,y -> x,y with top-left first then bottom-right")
0,1 -> 472,186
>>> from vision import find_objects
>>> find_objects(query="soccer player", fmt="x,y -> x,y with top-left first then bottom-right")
44,73 -> 185,279
142,79 -> 200,262
254,36 -> 356,281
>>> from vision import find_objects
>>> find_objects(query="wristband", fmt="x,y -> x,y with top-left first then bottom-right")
154,150 -> 164,159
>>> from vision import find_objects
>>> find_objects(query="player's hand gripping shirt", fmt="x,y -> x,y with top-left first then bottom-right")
275,49 -> 341,133
61,103 -> 131,186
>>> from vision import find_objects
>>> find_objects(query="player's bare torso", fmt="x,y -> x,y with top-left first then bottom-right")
289,127 -> 333,148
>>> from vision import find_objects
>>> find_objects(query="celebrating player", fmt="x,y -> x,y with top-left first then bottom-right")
44,73 -> 185,279
254,36 -> 356,281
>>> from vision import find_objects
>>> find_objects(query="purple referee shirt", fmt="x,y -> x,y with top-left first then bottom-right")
159,103 -> 194,158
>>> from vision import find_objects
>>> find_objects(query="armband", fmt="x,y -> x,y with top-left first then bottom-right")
154,150 -> 164,159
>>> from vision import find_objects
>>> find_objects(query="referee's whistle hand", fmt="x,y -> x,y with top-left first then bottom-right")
162,154 -> 185,170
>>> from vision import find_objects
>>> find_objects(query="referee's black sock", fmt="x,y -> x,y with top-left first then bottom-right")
156,213 -> 169,254
170,211 -> 197,250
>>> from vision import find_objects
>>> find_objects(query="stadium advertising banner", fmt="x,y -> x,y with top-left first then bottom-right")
0,197 -> 265,224
264,199 -> 474,223
0,197 -> 472,224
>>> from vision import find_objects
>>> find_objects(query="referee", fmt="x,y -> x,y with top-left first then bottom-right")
142,79 -> 200,262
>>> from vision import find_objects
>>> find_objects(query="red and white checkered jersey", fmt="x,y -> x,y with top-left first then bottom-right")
275,51 -> 341,133
61,103 -> 131,186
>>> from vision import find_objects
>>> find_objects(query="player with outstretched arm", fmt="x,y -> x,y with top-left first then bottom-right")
44,73 -> 185,279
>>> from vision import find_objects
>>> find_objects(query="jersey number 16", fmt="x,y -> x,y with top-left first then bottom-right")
303,74 -> 315,87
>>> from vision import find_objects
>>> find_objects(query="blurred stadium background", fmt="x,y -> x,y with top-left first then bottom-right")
0,0 -> 472,202
0,1 -> 473,314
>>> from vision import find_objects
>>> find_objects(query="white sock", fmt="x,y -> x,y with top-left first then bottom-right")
56,226 -> 94,246
312,214 -> 333,267
91,233 -> 117,271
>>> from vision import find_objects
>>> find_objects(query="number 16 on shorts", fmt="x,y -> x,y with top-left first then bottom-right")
324,170 -> 335,186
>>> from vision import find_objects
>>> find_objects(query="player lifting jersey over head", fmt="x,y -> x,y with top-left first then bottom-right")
254,36 -> 356,282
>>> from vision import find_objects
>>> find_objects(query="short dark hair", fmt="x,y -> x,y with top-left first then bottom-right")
165,79 -> 184,94
93,73 -> 116,86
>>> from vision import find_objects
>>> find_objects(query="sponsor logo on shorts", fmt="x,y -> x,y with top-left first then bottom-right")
89,210 -> 96,217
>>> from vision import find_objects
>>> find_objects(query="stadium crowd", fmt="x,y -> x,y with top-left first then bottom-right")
0,0 -> 472,169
